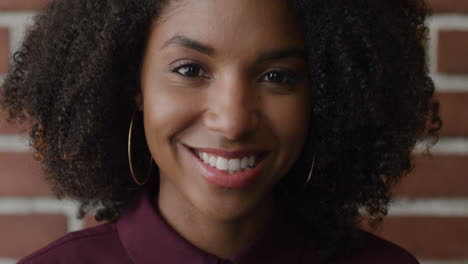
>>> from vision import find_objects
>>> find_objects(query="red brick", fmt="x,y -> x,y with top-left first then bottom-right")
428,0 -> 468,13
0,0 -> 52,11
0,28 -> 9,74
364,217 -> 468,259
0,214 -> 67,258
0,152 -> 52,196
437,31 -> 468,74
436,92 -> 468,137
396,155 -> 468,197
0,110 -> 28,134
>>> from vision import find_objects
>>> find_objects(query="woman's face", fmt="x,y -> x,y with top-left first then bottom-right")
141,0 -> 310,220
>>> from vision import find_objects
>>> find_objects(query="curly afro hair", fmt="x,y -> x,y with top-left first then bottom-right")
1,0 -> 441,260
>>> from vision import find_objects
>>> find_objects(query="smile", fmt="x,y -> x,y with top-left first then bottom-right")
184,145 -> 269,188
194,151 -> 258,174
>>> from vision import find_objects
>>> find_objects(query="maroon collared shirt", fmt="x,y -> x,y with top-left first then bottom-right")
18,190 -> 419,264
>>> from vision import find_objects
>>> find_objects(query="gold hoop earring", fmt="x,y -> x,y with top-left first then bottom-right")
305,154 -> 315,187
128,111 -> 152,185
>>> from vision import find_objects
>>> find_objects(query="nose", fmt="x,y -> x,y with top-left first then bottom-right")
204,74 -> 259,141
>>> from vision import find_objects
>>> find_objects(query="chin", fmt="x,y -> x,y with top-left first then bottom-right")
191,187 -> 274,222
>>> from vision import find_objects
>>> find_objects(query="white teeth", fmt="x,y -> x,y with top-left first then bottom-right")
240,157 -> 248,169
202,152 -> 209,163
209,156 -> 217,167
195,151 -> 258,173
216,157 -> 229,170
248,156 -> 255,167
228,159 -> 241,172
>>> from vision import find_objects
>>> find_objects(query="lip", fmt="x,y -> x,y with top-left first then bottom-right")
184,145 -> 269,188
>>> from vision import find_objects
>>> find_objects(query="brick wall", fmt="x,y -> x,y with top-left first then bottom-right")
0,1 -> 467,263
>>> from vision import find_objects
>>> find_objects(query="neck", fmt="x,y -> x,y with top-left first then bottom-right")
157,182 -> 275,259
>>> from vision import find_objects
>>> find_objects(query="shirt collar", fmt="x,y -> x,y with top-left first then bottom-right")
116,189 -> 312,264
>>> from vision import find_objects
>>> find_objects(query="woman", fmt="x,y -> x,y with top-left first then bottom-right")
1,0 -> 441,263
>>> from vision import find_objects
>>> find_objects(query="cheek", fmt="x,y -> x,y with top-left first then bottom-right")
142,84 -> 203,153
143,90 -> 173,144
263,94 -> 310,181
267,95 -> 310,147
142,89 -> 189,176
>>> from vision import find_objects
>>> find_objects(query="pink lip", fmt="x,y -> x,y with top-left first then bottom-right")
184,145 -> 269,188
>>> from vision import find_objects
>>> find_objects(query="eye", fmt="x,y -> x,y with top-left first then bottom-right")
261,70 -> 297,85
171,63 -> 208,79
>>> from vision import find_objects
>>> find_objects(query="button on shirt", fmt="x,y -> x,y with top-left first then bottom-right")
18,190 -> 420,264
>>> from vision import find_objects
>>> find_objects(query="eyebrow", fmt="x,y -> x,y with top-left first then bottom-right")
163,35 -> 216,56
163,35 -> 305,62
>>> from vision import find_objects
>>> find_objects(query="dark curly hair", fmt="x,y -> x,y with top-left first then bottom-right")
1,0 -> 441,260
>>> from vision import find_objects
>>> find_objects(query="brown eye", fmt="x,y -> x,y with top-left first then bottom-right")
261,70 -> 297,85
172,63 -> 207,78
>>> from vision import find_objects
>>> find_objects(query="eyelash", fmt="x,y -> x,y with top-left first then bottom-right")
170,62 -> 209,79
261,70 -> 298,86
170,62 -> 298,86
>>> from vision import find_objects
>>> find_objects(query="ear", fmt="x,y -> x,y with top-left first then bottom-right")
134,92 -> 143,111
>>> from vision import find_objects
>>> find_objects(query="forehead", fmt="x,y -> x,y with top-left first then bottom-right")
150,0 -> 304,55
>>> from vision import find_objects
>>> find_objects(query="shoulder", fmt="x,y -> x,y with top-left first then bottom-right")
335,231 -> 420,264
301,230 -> 419,264
17,222 -> 132,264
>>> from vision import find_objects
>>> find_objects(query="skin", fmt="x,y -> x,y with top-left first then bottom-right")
139,0 -> 310,259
